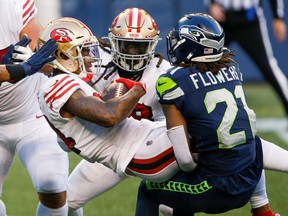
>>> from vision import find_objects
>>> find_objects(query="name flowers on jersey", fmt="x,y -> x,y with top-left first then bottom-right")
190,65 -> 243,89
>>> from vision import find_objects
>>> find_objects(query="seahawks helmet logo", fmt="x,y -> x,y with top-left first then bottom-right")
179,25 -> 224,51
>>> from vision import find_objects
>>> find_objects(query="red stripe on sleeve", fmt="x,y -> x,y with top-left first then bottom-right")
23,0 -> 31,9
44,76 -> 70,98
44,76 -> 80,108
50,83 -> 79,106
23,1 -> 35,18
23,8 -> 35,26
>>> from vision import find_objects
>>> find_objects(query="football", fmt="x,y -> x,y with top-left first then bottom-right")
101,82 -> 129,101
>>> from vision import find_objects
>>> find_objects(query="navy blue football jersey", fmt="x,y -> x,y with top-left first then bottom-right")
156,64 -> 258,176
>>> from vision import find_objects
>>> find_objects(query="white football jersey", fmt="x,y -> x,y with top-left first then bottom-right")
92,57 -> 172,121
38,73 -> 160,176
0,73 -> 49,124
0,0 -> 42,124
0,0 -> 37,49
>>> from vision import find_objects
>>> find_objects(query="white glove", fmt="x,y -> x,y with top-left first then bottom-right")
12,45 -> 34,62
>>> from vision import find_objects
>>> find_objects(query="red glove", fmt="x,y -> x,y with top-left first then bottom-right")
114,78 -> 146,93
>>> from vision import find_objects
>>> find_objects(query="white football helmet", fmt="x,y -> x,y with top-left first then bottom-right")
38,17 -> 102,75
109,8 -> 160,72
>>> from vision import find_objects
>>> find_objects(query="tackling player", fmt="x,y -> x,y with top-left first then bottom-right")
135,13 -> 282,216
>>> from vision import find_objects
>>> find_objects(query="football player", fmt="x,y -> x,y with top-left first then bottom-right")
0,0 -> 69,215
135,13 -> 283,216
66,8 -> 175,216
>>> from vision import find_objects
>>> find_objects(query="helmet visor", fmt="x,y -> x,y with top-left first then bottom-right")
118,40 -> 151,55
75,37 -> 102,74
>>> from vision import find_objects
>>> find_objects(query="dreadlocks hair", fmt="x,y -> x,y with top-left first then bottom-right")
90,61 -> 117,86
91,36 -> 167,86
90,37 -> 116,86
179,49 -> 236,75
97,36 -> 111,53
154,53 -> 165,68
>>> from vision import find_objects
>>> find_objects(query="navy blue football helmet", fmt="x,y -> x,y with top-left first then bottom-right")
167,13 -> 225,65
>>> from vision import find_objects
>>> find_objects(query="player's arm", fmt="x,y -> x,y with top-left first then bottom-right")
63,79 -> 146,127
20,18 -> 43,51
19,0 -> 43,51
162,104 -> 187,130
162,103 -> 190,145
20,17 -> 53,73
162,103 -> 197,172
0,39 -> 57,82
156,75 -> 197,171
0,66 -> 14,82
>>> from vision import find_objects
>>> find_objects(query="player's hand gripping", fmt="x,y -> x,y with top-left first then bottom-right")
114,77 -> 146,93
20,39 -> 57,76
2,34 -> 32,64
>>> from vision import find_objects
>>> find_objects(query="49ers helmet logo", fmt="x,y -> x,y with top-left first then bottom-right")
50,28 -> 74,43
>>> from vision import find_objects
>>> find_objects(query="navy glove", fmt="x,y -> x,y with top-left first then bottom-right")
21,39 -> 57,76
15,34 -> 32,47
2,34 -> 32,64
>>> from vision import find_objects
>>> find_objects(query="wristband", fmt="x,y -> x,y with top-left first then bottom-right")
6,64 -> 26,80
21,62 -> 34,76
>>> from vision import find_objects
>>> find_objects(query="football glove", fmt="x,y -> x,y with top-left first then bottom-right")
2,34 -> 32,64
20,39 -> 57,76
13,44 -> 34,62
114,77 -> 146,93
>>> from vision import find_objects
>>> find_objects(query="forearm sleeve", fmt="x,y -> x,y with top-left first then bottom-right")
167,125 -> 197,172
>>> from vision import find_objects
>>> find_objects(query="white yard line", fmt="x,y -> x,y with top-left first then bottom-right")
256,118 -> 288,144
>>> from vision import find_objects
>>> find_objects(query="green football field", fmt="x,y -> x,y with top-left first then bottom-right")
2,82 -> 288,215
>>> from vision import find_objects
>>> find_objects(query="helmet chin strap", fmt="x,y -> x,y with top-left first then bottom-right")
118,68 -> 144,81
191,52 -> 223,63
